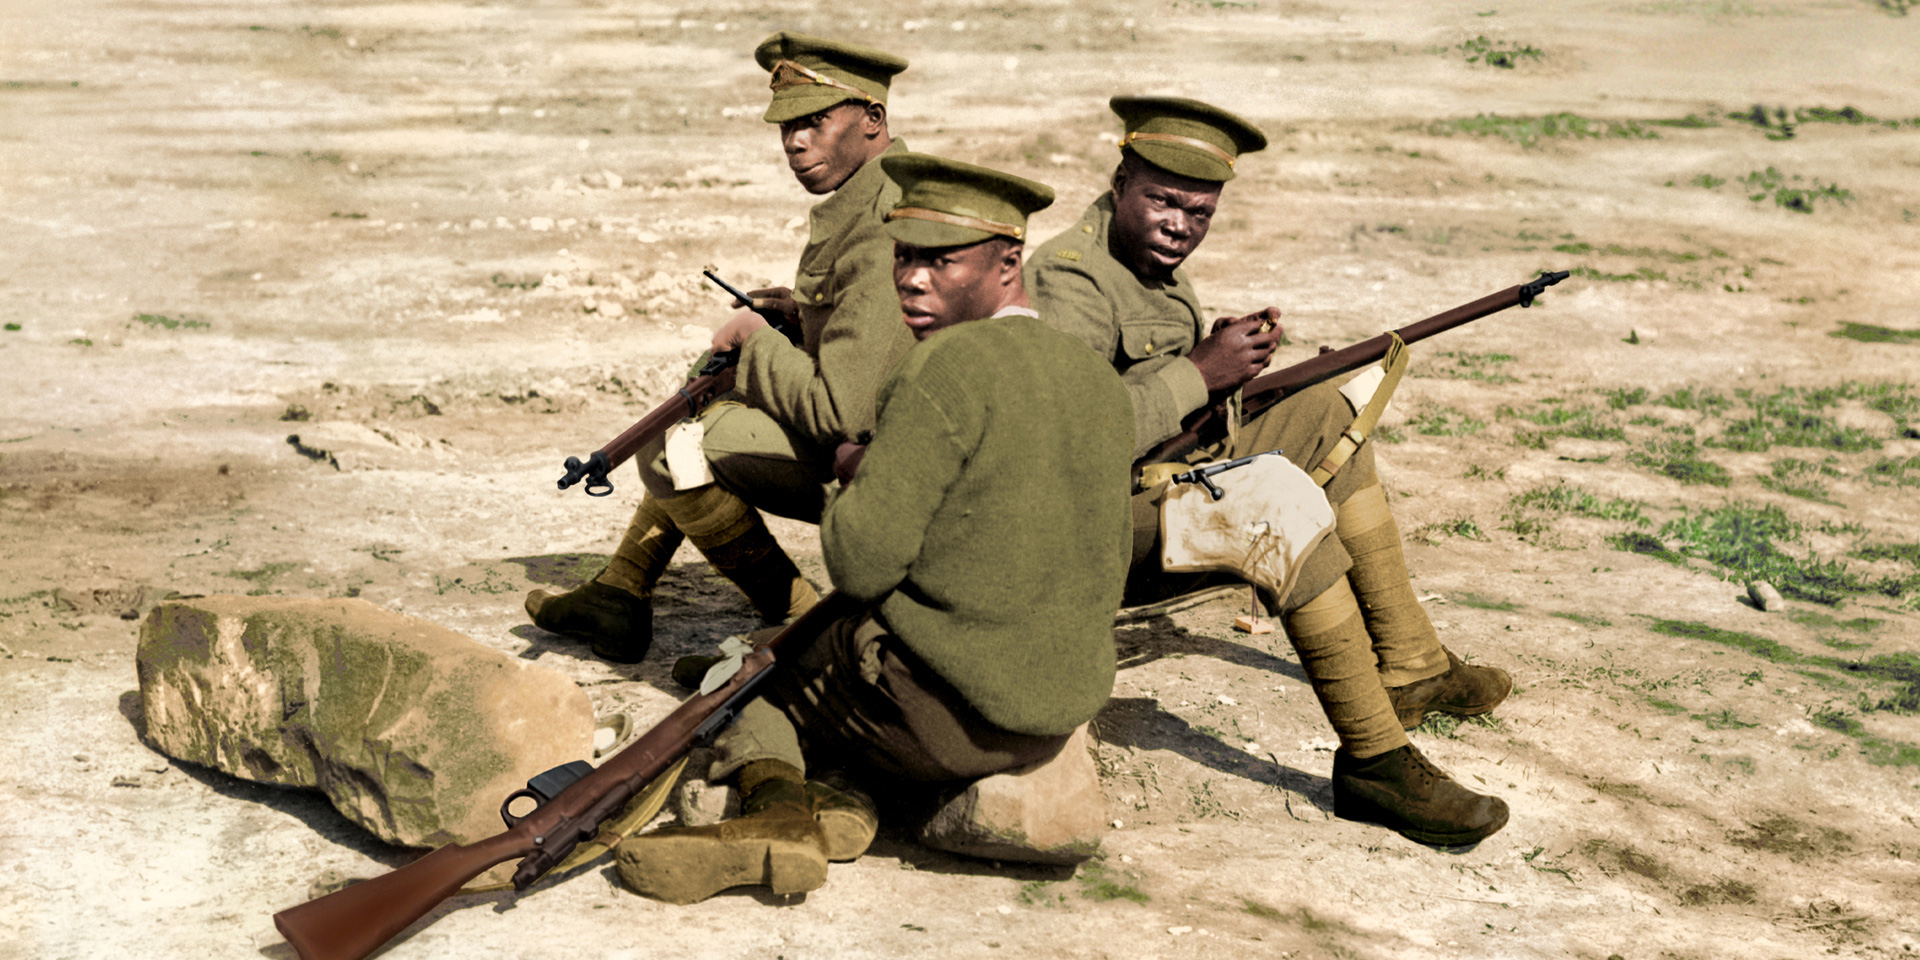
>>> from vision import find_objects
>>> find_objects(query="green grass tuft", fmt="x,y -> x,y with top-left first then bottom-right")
1426,112 -> 1659,148
1627,438 -> 1729,485
1831,322 -> 1920,344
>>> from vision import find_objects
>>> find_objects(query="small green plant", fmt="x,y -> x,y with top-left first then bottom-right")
1456,35 -> 1543,68
1607,387 -> 1649,409
1739,167 -> 1852,213
1420,350 -> 1518,383
3,323 -> 20,332
131,313 -> 210,330
1550,611 -> 1612,627
1425,113 -> 1658,148
1076,862 -> 1149,903
1420,517 -> 1488,542
1503,400 -> 1626,447
1654,386 -> 1733,414
1453,591 -> 1519,611
1373,423 -> 1406,444
1690,173 -> 1727,189
1690,707 -> 1758,730
1830,322 -> 1920,344
1862,455 -> 1920,488
1627,437 -> 1729,485
1760,457 -> 1843,504
1409,405 -> 1486,436
1651,504 -> 1913,604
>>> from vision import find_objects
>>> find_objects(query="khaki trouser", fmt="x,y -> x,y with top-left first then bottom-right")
636,400 -> 836,524
712,611 -> 1075,784
1125,380 -> 1377,615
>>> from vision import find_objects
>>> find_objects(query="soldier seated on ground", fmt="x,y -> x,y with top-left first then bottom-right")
1027,95 -> 1512,846
613,154 -> 1135,903
526,32 -> 917,663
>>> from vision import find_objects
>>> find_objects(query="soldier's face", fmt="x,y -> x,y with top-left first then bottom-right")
893,239 -> 1019,341
1109,161 -> 1222,281
779,102 -> 880,195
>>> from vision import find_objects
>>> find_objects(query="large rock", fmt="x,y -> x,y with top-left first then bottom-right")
918,724 -> 1108,866
136,595 -> 593,848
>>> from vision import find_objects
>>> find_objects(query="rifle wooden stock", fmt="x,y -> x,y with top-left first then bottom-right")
272,591 -> 862,960
555,362 -> 737,496
1136,270 -> 1568,467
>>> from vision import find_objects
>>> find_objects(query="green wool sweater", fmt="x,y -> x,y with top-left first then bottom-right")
820,315 -> 1134,736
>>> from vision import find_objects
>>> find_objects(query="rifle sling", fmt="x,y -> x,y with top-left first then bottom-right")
1310,333 -> 1409,487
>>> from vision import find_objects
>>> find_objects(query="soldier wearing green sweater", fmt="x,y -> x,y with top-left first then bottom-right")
525,32 -> 918,663
1027,96 -> 1512,846
615,154 -> 1133,904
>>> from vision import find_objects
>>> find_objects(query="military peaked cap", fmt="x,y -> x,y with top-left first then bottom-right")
754,32 -> 909,123
881,154 -> 1055,248
1110,95 -> 1268,182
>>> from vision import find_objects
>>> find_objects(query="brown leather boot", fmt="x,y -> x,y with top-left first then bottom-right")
1332,744 -> 1509,846
614,776 -> 829,904
1385,646 -> 1513,729
524,581 -> 653,664
805,780 -> 877,862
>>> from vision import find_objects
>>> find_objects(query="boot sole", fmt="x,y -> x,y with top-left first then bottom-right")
817,808 -> 877,862
1394,685 -> 1513,730
1333,795 -> 1510,847
616,833 -> 828,904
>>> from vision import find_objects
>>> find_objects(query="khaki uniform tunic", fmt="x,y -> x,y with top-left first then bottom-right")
636,141 -> 917,522
1028,193 -> 1380,612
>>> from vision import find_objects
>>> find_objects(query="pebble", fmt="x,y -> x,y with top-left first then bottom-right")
1749,580 -> 1784,612
1168,926 -> 1192,936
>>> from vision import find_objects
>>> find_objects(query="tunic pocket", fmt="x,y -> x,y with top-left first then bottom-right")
793,269 -> 832,314
1118,316 -> 1195,363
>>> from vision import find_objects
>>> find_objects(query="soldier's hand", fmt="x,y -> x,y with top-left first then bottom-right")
1188,309 -> 1283,395
832,441 -> 868,485
712,309 -> 770,352
737,286 -> 800,327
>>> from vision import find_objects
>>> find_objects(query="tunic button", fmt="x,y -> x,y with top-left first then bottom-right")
813,292 -> 824,302
1081,225 -> 1093,233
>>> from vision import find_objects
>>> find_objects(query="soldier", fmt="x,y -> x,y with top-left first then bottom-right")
525,32 -> 919,663
1027,96 -> 1511,846
614,154 -> 1133,903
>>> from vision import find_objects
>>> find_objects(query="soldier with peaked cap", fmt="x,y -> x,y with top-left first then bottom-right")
526,32 -> 918,663
613,154 -> 1134,903
1028,95 -> 1514,846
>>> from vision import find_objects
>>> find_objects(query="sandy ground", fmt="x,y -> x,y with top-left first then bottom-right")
4,0 -> 1920,957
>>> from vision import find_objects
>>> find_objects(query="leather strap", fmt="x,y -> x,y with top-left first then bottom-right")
1122,131 -> 1236,169
885,206 -> 1025,240
1311,333 -> 1409,487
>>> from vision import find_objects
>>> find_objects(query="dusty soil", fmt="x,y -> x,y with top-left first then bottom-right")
4,1 -> 1919,958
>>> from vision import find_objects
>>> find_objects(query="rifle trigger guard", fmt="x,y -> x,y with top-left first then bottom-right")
500,787 -> 541,829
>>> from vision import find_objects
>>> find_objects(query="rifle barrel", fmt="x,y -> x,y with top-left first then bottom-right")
1138,271 -> 1566,467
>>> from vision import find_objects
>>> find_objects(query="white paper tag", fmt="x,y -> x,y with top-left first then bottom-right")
1338,365 -> 1388,415
665,420 -> 715,491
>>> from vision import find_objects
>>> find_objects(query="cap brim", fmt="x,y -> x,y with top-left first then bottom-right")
763,90 -> 863,123
885,218 -> 998,248
1131,141 -> 1236,182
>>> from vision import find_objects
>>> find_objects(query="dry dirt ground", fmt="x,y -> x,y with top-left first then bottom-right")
4,0 -> 1920,958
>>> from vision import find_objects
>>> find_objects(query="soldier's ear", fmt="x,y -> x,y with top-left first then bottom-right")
998,239 -> 1025,283
863,101 -> 888,136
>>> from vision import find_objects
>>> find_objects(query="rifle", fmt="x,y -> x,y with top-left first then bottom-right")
271,590 -> 863,960
1137,270 -> 1569,467
554,270 -> 796,496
